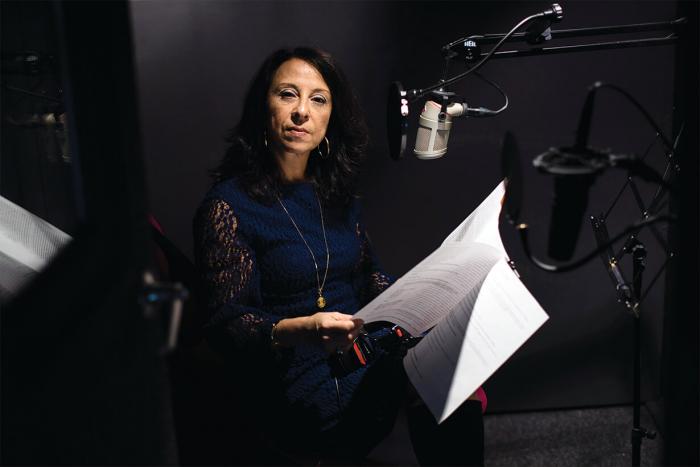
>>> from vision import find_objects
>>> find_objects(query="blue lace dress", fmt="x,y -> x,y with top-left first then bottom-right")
193,178 -> 392,439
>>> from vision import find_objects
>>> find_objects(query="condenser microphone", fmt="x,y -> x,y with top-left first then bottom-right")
535,83 -> 599,261
413,100 -> 467,159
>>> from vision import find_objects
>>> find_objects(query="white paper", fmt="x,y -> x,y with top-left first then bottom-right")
404,259 -> 549,423
354,181 -> 549,423
354,242 -> 502,337
441,180 -> 506,252
0,195 -> 72,299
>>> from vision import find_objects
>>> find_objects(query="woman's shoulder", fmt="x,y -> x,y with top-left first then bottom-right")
203,177 -> 246,203
198,177 -> 272,226
194,178 -> 258,236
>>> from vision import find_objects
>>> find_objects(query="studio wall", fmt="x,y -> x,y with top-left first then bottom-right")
130,0 -> 677,412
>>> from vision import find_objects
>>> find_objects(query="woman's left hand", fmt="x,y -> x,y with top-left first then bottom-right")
310,311 -> 364,354
271,312 -> 364,353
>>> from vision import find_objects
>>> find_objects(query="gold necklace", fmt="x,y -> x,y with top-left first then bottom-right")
276,190 -> 330,309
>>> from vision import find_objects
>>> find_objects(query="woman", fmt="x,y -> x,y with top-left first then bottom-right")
194,47 -> 483,464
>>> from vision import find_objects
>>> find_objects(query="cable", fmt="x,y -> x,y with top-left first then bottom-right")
516,214 -> 675,273
469,72 -> 509,116
590,82 -> 675,152
415,11 -> 546,99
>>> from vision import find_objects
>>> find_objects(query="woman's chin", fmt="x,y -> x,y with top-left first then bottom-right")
277,143 -> 315,157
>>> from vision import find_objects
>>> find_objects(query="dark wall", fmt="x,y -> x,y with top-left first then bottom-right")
130,1 -> 678,411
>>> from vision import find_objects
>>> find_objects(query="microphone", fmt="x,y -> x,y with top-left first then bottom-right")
535,83 -> 599,261
534,81 -> 671,261
413,100 -> 468,159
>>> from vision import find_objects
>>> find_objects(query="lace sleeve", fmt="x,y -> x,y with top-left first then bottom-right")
193,198 -> 280,349
356,221 -> 393,305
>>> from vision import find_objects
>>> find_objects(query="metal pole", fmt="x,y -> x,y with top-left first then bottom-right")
629,238 -> 648,466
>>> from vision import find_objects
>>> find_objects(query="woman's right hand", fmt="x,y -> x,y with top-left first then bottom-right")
272,312 -> 364,354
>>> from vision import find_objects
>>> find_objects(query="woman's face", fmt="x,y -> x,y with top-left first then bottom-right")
266,58 -> 332,158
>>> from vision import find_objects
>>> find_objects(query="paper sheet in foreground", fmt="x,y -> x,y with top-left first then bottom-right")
354,181 -> 549,423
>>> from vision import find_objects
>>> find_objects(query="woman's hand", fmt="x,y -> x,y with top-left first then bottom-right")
272,312 -> 364,354
310,311 -> 364,354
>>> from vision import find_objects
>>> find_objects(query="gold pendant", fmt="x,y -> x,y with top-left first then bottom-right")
317,295 -> 326,309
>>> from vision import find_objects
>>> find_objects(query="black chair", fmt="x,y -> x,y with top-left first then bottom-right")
150,223 -> 274,465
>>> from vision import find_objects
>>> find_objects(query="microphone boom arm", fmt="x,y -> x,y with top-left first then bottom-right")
406,7 -> 684,101
444,17 -> 684,48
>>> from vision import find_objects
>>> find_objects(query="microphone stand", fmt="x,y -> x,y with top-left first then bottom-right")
499,81 -> 681,464
626,237 -> 655,467
591,218 -> 657,466
443,19 -> 684,65
404,14 -> 684,101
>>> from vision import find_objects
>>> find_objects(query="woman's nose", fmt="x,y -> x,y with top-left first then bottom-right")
292,100 -> 310,124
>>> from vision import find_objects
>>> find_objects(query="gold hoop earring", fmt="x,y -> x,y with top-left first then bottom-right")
316,136 -> 330,158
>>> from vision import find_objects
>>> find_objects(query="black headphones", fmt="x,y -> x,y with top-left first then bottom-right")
328,324 -> 422,378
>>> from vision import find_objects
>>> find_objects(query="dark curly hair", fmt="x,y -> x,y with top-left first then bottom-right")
212,47 -> 369,207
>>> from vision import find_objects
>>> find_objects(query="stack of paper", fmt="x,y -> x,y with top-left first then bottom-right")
355,181 -> 549,423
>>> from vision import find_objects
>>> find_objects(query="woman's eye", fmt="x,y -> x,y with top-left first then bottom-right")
312,95 -> 328,105
279,90 -> 297,99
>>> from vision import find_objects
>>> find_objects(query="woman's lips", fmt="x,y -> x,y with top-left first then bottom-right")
286,127 -> 310,137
